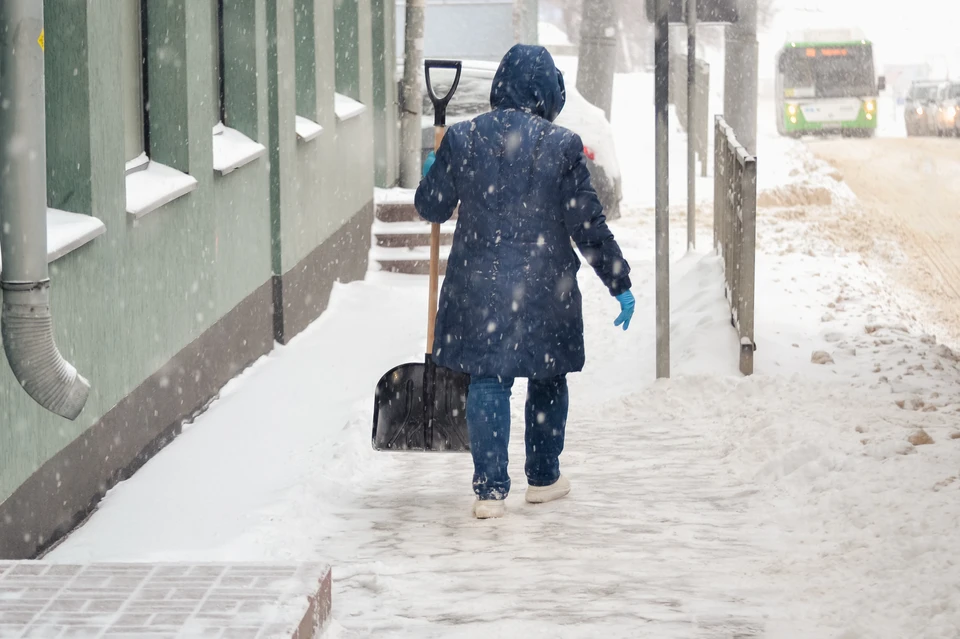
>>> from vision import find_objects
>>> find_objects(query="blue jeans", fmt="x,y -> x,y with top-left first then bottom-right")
466,376 -> 569,500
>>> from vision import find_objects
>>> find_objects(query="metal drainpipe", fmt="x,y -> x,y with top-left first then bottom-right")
0,0 -> 90,420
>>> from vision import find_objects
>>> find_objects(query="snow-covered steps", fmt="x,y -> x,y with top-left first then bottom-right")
0,562 -> 332,636
373,187 -> 457,274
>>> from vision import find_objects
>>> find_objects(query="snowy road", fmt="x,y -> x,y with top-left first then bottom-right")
807,137 -> 960,342
46,72 -> 960,638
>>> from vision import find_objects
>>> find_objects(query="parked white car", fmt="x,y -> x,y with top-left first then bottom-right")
399,60 -> 623,220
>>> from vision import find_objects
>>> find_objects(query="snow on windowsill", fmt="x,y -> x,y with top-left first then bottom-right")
126,160 -> 199,219
295,116 -> 323,143
335,93 -> 367,121
213,123 -> 267,176
0,209 -> 106,272
125,152 -> 149,174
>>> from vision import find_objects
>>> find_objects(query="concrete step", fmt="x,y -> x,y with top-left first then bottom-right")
373,189 -> 458,274
372,220 -> 456,248
376,233 -> 454,248
371,244 -> 452,276
374,187 -> 460,223
377,258 -> 449,275
376,201 -> 459,223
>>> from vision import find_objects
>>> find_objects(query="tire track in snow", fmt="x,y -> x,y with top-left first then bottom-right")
806,137 -> 960,344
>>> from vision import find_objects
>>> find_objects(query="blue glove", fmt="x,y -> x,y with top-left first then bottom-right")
422,151 -> 436,177
614,290 -> 635,331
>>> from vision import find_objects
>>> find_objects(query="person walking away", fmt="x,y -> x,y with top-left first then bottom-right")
415,44 -> 635,519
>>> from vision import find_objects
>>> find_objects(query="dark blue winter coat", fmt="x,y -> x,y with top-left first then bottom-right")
415,44 -> 631,380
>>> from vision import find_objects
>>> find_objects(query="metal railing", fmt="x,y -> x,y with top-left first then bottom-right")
713,116 -> 757,375
669,54 -> 710,177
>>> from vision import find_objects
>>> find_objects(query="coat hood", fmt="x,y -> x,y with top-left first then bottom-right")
490,44 -> 566,122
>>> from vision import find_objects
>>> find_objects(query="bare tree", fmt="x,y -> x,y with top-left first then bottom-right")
399,0 -> 425,189
561,0 -> 778,68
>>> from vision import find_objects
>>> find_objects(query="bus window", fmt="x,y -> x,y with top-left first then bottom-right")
783,56 -> 814,88
781,46 -> 875,99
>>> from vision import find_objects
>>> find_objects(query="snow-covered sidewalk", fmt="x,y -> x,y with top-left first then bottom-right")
48,72 -> 960,638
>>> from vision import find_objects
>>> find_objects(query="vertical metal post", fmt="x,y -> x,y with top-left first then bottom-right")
686,0 -> 696,250
654,0 -> 670,379
739,155 -> 757,375
723,0 -> 758,154
713,116 -> 721,252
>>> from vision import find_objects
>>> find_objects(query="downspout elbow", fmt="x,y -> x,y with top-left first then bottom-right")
2,284 -> 90,420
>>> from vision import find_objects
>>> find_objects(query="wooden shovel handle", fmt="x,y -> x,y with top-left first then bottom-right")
426,126 -> 446,355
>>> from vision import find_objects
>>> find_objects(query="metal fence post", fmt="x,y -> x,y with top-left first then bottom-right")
713,115 -> 722,254
698,61 -> 709,177
739,156 -> 757,375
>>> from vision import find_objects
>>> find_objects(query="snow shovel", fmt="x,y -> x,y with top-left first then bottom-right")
372,59 -> 470,452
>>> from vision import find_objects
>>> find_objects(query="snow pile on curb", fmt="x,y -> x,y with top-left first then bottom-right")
757,136 -> 857,208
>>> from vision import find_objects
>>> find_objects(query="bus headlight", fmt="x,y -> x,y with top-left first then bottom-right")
787,104 -> 797,116
948,105 -> 957,119
917,106 -> 924,115
864,100 -> 875,113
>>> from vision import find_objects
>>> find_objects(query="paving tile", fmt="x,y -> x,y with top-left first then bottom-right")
0,562 -> 331,638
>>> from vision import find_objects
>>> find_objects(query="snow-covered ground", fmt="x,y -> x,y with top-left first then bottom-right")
48,70 -> 960,638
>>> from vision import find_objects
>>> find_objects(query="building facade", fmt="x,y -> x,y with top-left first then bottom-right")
0,0 -> 398,558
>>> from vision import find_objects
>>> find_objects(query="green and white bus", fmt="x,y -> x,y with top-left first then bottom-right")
775,29 -> 886,137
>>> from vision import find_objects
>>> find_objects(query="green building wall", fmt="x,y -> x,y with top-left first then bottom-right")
0,0 -> 397,558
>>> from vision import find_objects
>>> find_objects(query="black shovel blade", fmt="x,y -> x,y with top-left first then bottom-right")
372,362 -> 471,452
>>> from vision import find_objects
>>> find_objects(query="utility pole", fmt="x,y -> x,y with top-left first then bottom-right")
654,0 -> 670,379
723,0 -> 758,154
686,0 -> 696,250
399,0 -> 425,188
578,0 -> 618,120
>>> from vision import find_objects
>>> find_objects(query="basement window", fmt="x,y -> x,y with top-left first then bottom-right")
211,0 -> 266,175
294,0 -> 323,142
122,0 -> 198,218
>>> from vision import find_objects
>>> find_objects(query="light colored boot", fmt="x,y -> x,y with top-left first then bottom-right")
525,475 -> 571,504
473,499 -> 506,519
